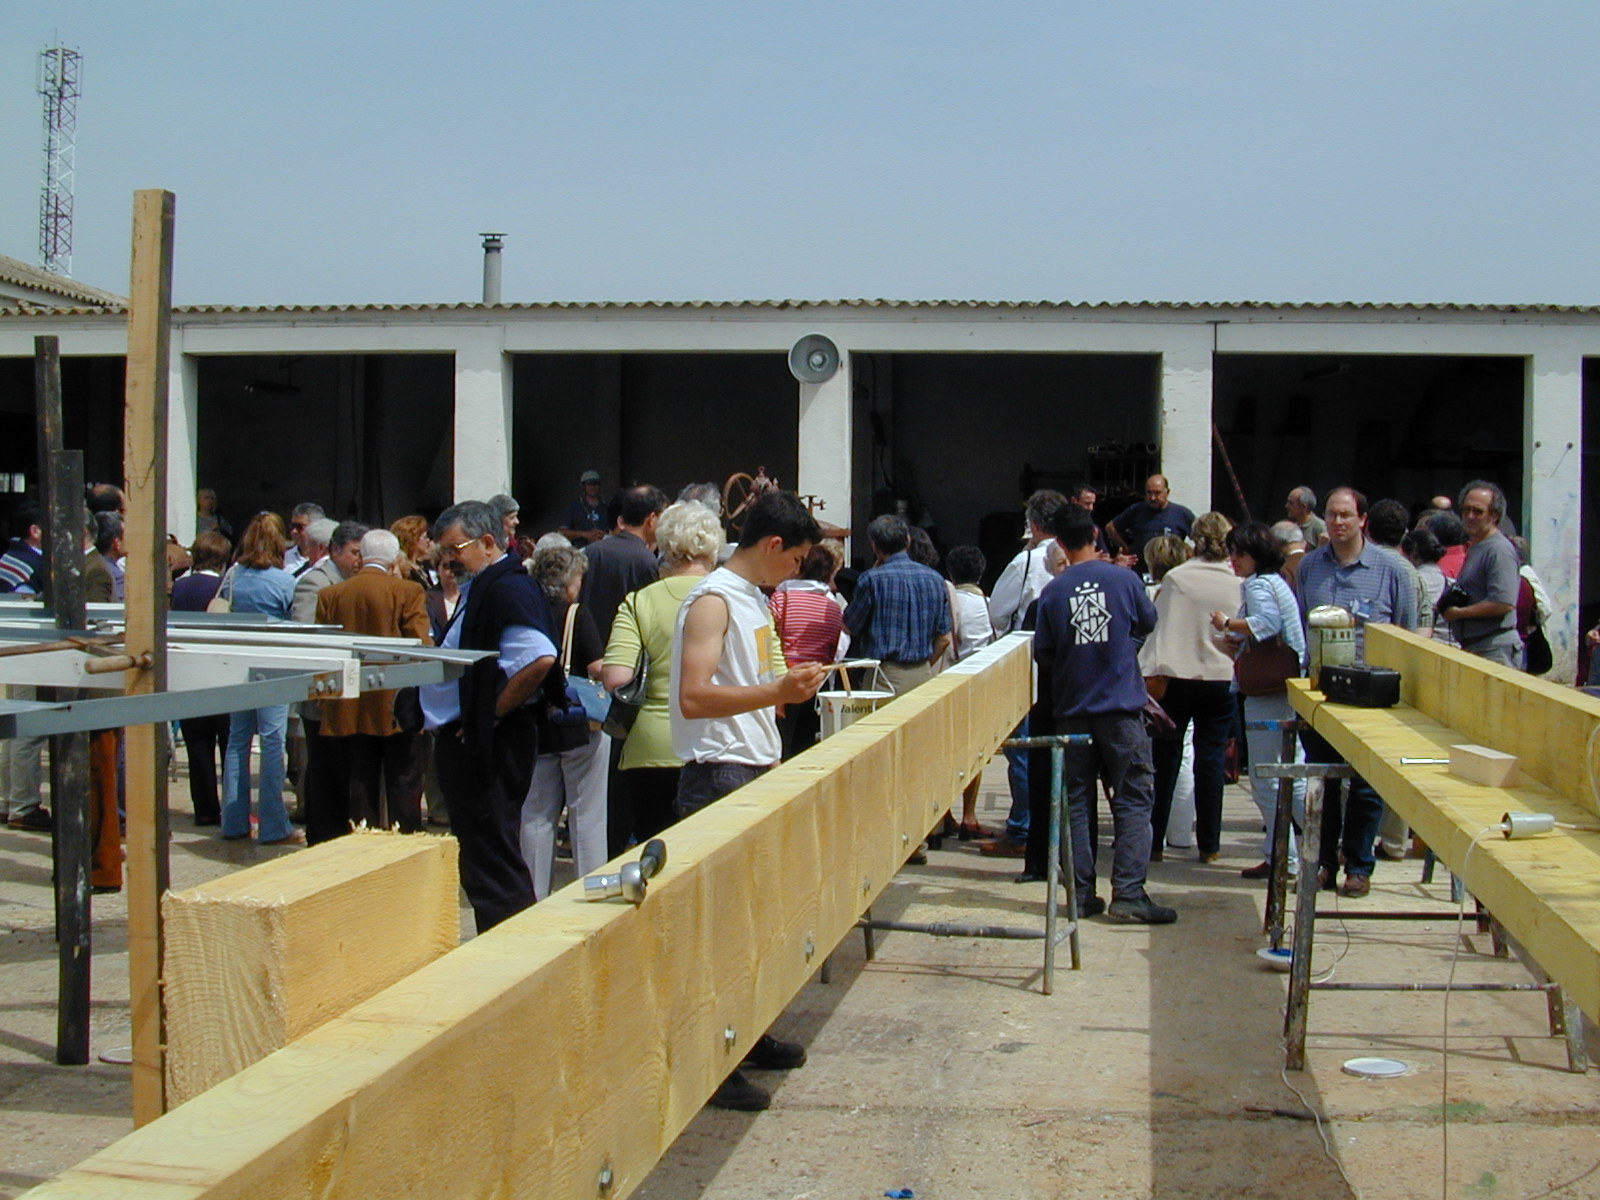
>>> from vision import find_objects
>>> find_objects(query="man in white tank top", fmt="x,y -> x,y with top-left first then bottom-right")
669,489 -> 828,1112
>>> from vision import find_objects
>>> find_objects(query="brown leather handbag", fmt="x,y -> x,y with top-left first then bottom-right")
1234,634 -> 1300,697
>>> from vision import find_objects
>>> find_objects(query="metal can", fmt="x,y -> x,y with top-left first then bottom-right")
1307,605 -> 1356,689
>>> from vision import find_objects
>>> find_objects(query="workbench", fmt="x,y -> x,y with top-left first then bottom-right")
1278,624 -> 1600,1069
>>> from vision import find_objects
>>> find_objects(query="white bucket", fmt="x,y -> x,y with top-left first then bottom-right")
817,689 -> 896,738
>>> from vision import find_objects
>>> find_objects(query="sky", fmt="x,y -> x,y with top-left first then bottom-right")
2,2 -> 1599,308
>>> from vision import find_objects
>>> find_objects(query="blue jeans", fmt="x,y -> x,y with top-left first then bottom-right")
222,704 -> 292,841
1300,726 -> 1383,878
1002,716 -> 1030,841
1061,712 -> 1155,904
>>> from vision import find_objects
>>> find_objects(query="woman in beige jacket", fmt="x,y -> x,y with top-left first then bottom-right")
1138,513 -> 1241,863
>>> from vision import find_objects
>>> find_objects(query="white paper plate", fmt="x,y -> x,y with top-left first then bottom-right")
1341,1056 -> 1411,1079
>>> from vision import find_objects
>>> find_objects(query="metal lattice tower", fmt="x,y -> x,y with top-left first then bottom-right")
38,46 -> 82,277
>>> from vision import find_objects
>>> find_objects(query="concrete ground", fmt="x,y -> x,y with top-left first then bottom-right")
2,759 -> 1598,1200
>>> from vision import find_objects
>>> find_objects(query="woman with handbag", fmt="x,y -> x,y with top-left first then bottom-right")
519,545 -> 609,899
1138,512 -> 1240,864
219,512 -> 303,846
1210,521 -> 1308,880
601,502 -> 724,847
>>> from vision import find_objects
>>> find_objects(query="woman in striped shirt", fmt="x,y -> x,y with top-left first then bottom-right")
769,542 -> 846,759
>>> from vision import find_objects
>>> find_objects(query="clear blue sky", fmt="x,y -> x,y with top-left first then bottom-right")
3,2 -> 1598,307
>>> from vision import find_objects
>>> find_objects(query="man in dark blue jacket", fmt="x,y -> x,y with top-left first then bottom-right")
1034,505 -> 1175,924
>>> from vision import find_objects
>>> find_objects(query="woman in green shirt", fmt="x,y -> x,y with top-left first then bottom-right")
602,501 -> 724,843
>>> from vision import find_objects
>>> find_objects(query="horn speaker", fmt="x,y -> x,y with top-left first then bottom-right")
788,334 -> 840,384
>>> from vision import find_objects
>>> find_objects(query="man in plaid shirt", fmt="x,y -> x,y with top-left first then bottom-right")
843,514 -> 951,696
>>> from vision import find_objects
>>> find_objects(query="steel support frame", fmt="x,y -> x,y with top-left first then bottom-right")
1258,759 -> 1590,1074
846,734 -> 1090,995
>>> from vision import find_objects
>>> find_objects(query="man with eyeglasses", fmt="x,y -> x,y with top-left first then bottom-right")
1439,480 -> 1522,667
283,502 -> 326,575
420,501 -> 561,931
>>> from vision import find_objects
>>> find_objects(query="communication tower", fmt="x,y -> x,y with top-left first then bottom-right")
38,45 -> 82,277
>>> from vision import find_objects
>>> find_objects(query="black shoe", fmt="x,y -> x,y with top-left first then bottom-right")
710,1069 -> 770,1111
1013,871 -> 1047,884
1316,866 -> 1337,892
743,1034 -> 806,1070
1078,895 -> 1106,918
1240,861 -> 1273,880
1107,895 -> 1178,925
92,884 -> 121,895
7,808 -> 52,832
194,816 -> 220,827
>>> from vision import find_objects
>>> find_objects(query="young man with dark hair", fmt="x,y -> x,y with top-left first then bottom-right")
1032,505 -> 1173,923
670,489 -> 826,1111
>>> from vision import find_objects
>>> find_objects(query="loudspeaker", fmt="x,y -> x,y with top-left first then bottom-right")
788,334 -> 840,384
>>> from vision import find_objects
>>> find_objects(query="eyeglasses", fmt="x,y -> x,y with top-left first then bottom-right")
289,522 -> 307,531
447,536 -> 481,553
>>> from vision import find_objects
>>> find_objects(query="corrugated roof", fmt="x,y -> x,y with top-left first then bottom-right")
2,297 -> 1597,319
0,255 -> 126,308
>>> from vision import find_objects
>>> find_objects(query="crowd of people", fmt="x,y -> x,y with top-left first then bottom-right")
0,467 -> 1566,1103
976,475 -> 1553,923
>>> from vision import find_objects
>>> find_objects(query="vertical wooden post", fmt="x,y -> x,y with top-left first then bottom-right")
124,189 -> 175,1124
47,446 -> 92,1066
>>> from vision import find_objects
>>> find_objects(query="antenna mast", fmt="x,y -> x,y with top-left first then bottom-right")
38,45 -> 82,277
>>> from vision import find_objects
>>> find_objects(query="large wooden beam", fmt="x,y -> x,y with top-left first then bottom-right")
163,832 -> 460,1108
1363,623 -> 1600,817
1289,626 -> 1600,1024
19,635 -> 1032,1200
123,188 -> 177,1125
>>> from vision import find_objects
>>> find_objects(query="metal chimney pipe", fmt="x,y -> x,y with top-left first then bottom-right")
480,232 -> 505,304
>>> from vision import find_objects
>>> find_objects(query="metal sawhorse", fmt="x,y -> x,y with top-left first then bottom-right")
1252,718 -> 1588,1073
827,733 -> 1091,995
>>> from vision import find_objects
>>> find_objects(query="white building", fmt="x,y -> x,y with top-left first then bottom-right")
0,297 -> 1590,674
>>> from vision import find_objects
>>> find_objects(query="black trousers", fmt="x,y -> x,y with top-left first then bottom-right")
179,713 -> 229,824
623,766 -> 682,842
321,732 -> 425,833
434,711 -> 537,933
301,716 -> 346,846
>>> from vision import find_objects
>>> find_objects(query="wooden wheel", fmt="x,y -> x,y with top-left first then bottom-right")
722,472 -> 758,526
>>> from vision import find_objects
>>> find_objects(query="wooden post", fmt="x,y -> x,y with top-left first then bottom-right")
45,441 -> 92,1066
123,188 -> 175,1124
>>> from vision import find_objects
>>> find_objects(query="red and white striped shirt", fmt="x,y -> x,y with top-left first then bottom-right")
770,581 -> 845,665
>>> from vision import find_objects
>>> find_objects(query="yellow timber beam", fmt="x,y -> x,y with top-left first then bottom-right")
20,634 -> 1033,1200
1290,625 -> 1600,1025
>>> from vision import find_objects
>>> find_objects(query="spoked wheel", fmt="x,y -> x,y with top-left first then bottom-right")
722,472 -> 758,528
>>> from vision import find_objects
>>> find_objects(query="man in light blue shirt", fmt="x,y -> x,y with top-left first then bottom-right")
1295,486 -> 1419,898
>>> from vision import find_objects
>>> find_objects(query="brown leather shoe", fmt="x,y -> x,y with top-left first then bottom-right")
977,838 -> 1028,858
1240,861 -> 1273,879
1340,873 -> 1371,898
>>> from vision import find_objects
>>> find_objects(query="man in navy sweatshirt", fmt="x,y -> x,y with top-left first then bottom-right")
1033,505 -> 1176,924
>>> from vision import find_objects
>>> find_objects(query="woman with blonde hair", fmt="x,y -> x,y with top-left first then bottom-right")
220,512 -> 302,845
1138,512 -> 1240,863
601,501 -> 724,852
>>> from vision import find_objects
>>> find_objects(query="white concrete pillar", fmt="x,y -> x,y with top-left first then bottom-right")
1157,333 -> 1215,511
166,349 -> 199,545
797,350 -> 852,557
1526,352 -> 1583,680
453,328 -> 513,502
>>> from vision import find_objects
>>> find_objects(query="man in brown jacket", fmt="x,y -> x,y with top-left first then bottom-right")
314,529 -> 432,841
